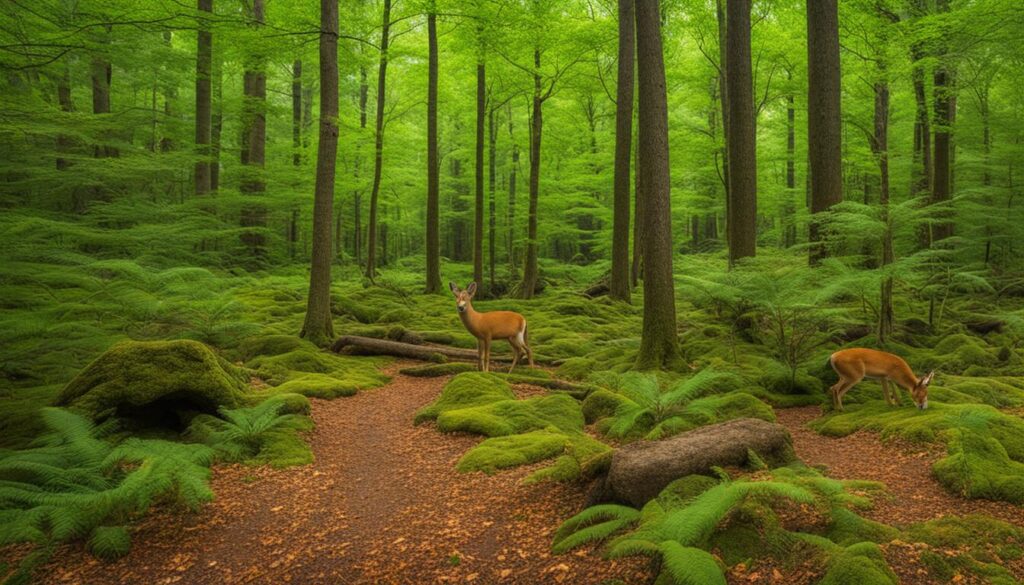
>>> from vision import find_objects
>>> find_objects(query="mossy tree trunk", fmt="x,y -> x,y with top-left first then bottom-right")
300,0 -> 339,346
609,0 -> 634,304
806,0 -> 842,266
364,0 -> 391,281
725,0 -> 756,266
634,0 -> 681,370
425,8 -> 441,293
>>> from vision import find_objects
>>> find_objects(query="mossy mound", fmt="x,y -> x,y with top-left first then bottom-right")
248,347 -> 389,399
813,402 -> 1024,504
55,340 -> 249,424
414,372 -> 516,424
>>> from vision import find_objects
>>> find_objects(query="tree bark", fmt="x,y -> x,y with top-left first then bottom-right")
292,60 -> 303,167
610,0 -> 634,303
725,0 -> 756,265
425,9 -> 441,293
909,0 -> 932,248
634,0 -> 681,369
240,0 -> 267,259
300,0 -> 339,346
806,0 -> 842,266
631,116 -> 643,287
783,83 -> 796,248
194,0 -> 213,196
875,77 -> 894,343
488,105 -> 497,292
365,0 -> 391,280
716,0 -> 731,248
519,49 -> 543,299
508,105 -> 519,278
931,0 -> 953,242
474,50 -> 486,291
211,55 -> 222,191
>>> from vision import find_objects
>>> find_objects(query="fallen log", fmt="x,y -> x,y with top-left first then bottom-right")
589,417 -> 794,507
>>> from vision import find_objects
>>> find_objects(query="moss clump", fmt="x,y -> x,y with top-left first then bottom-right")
56,340 -> 249,422
248,347 -> 388,400
556,358 -> 598,381
400,362 -> 478,377
414,372 -> 516,424
456,429 -> 567,473
234,334 -> 311,361
818,542 -> 897,585
436,393 -> 583,436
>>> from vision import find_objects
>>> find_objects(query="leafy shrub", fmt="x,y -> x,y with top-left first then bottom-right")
186,396 -> 312,466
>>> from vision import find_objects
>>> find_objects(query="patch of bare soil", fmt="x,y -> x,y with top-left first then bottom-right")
36,362 -> 649,585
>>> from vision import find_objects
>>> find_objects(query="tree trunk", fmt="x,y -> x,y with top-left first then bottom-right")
488,105 -> 497,292
365,0 -> 391,280
875,77 -> 894,342
56,57 -> 74,173
211,55 -> 222,191
725,0 -> 756,265
292,60 -> 302,167
194,0 -> 213,196
354,65 -> 368,265
425,9 -> 441,293
519,50 -> 543,299
783,68 -> 796,248
631,116 -> 643,287
610,0 -> 634,303
299,0 -> 338,345
240,0 -> 267,259
909,0 -> 932,248
931,0 -> 953,242
508,104 -> 519,278
474,52 -> 486,290
806,0 -> 842,266
716,0 -> 731,248
634,0 -> 681,369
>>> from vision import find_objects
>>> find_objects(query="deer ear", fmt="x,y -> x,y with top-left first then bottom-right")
448,281 -> 459,295
921,371 -> 935,386
466,282 -> 477,296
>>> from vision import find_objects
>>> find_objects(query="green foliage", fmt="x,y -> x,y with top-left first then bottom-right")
414,373 -> 516,424
0,408 -> 214,571
551,504 -> 641,554
657,542 -> 726,585
818,542 -> 897,585
185,395 -> 312,467
248,347 -> 389,400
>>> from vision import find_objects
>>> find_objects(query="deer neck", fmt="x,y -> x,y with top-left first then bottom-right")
459,302 -> 485,337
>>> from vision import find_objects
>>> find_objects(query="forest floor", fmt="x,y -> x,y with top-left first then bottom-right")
31,364 -> 1024,585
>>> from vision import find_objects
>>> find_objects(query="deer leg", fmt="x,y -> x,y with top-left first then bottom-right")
483,336 -> 492,372
508,338 -> 520,373
476,339 -> 483,371
880,379 -> 892,405
521,329 -> 534,368
830,380 -> 853,411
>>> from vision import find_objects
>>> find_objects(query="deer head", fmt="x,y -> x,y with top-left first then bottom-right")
912,371 -> 935,410
449,281 -> 477,313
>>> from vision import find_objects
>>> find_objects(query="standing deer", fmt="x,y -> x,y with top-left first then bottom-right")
828,348 -> 935,411
449,281 -> 534,373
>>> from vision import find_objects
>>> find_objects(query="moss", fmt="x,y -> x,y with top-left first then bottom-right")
457,430 -> 569,473
56,340 -> 249,422
234,334 -> 312,361
557,357 -> 598,381
581,389 -> 629,424
414,372 -> 515,424
826,508 -> 899,546
248,347 -> 388,399
819,542 -> 897,585
400,362 -> 478,377
436,393 -> 583,436
272,373 -> 360,399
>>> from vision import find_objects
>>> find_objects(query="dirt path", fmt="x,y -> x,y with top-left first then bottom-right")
776,405 -> 1024,528
38,362 -> 648,585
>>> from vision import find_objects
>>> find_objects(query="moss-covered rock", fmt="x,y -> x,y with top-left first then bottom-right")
247,347 -> 388,399
55,340 -> 249,422
414,372 -> 516,424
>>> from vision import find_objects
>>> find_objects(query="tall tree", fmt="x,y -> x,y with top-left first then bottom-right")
300,0 -> 339,346
634,0 -> 681,369
806,0 -> 842,265
474,29 -> 486,291
507,104 -> 519,277
425,7 -> 441,293
609,0 -> 634,303
488,103 -> 497,292
365,0 -> 391,279
194,0 -> 213,196
240,0 -> 267,259
520,48 -> 543,299
909,0 -> 932,248
931,0 -> 954,242
725,0 -> 756,265
783,67 -> 797,248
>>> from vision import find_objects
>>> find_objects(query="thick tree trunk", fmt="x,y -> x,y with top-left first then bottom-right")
300,0 -> 339,346
610,0 -> 634,303
474,55 -> 486,290
425,10 -> 441,293
806,0 -> 842,266
240,0 -> 267,259
634,0 -> 681,369
725,0 -> 756,265
519,50 -> 543,299
365,0 -> 391,279
194,0 -> 213,196
931,0 -> 953,242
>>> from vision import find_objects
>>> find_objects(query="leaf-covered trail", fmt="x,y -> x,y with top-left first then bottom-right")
39,362 -> 647,585
776,405 -> 1024,528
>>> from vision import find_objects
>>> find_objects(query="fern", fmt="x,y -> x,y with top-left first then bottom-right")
658,541 -> 726,585
186,398 -> 305,461
87,526 -> 131,560
551,504 -> 640,554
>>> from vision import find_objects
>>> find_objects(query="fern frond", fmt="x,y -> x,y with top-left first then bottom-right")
658,541 -> 726,585
551,504 -> 640,554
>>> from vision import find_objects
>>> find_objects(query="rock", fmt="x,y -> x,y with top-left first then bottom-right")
833,324 -> 873,343
595,418 -> 794,507
55,340 -> 249,424
966,319 -> 1004,335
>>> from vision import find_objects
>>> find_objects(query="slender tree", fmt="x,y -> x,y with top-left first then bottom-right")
634,0 -> 681,369
507,104 -> 519,277
931,0 -> 954,242
474,31 -> 486,291
194,0 -> 213,196
806,0 -> 842,265
909,0 -> 932,248
240,0 -> 267,259
783,67 -> 796,248
425,7 -> 441,293
365,0 -> 391,279
725,0 -> 756,265
300,0 -> 339,346
488,104 -> 497,292
609,0 -> 634,303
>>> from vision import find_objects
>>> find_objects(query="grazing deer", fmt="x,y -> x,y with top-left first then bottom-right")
449,281 -> 534,373
828,348 -> 935,411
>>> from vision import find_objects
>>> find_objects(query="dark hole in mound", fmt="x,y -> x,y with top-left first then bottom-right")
113,394 -> 215,434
